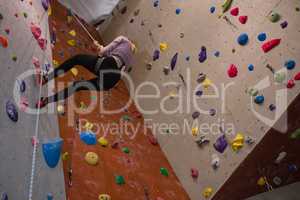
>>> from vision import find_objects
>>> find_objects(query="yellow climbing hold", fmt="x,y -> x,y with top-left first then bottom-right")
67,39 -> 76,46
257,177 -> 267,186
231,133 -> 244,151
71,67 -> 78,76
85,152 -> 99,165
203,187 -> 213,198
191,127 -> 199,136
202,78 -> 212,88
159,42 -> 168,51
98,194 -> 111,200
69,30 -> 76,37
84,121 -> 94,131
98,137 -> 108,147
53,59 -> 59,67
62,152 -> 69,161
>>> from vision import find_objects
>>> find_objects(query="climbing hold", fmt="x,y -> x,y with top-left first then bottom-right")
12,55 -> 17,62
239,16 -> 248,24
257,177 -> 267,186
191,127 -> 199,136
19,80 -> 26,93
30,23 -> 41,40
231,133 -> 244,151
0,35 -> 8,48
1,192 -> 8,200
202,78 -> 212,88
98,194 -> 111,200
31,136 -> 39,146
67,39 -> 76,46
41,0 -> 50,11
57,105 -> 65,115
71,67 -> 78,76
209,109 -> 216,116
287,79 -> 295,89
274,71 -> 286,83
284,60 -> 296,70
245,136 -> 255,145
294,72 -> 300,80
214,135 -> 228,153
175,8 -> 182,15
230,7 -> 239,16
195,135 -> 210,147
163,66 -> 170,75
47,193 -> 53,200
153,0 -> 159,7
170,53 -> 178,70
195,90 -> 203,97
272,176 -> 282,186
115,175 -> 125,185
248,64 -> 254,71
211,154 -> 220,169
6,101 -> 18,122
42,137 -> 63,168
153,49 -> 160,61
148,134 -> 158,145
62,152 -> 69,161
275,152 -> 287,164
191,168 -> 199,179
80,131 -> 97,145
0,13 -> 3,20
38,38 -> 47,50
122,115 -> 131,121
269,104 -> 276,111
159,43 -> 168,51
210,6 -> 216,14
222,0 -> 233,13
227,64 -> 238,78
290,128 -> 300,139
280,21 -> 288,29
160,167 -> 169,177
262,39 -> 281,53
237,33 -> 249,45
198,46 -> 207,63
197,73 -> 207,83
85,152 -> 99,166
214,51 -> 220,57
192,111 -> 200,119
203,187 -> 213,198
5,29 -> 10,35
268,11 -> 280,23
68,30 -> 76,37
246,88 -> 259,96
257,33 -> 267,42
180,33 -> 185,38
288,164 -> 298,173
98,137 -> 109,147
254,95 -> 265,104
23,12 -> 28,18
122,147 -> 130,154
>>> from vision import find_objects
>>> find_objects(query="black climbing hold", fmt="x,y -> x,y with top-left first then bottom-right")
170,53 -> 178,70
192,111 -> 200,119
120,6 -> 127,14
19,80 -> 26,93
129,18 -> 134,23
6,101 -> 18,122
153,50 -> 160,61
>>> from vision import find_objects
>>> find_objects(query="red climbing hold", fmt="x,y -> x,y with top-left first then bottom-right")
0,35 -> 8,48
287,79 -> 295,88
227,64 -> 238,78
230,7 -> 239,16
30,23 -> 41,40
261,39 -> 281,53
191,168 -> 199,179
294,72 -> 300,80
239,16 -> 248,24
38,38 -> 47,50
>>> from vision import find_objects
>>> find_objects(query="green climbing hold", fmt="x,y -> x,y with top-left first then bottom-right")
274,71 -> 286,83
160,167 -> 169,177
115,175 -> 125,185
290,128 -> 300,139
268,11 -> 280,23
122,115 -> 131,121
122,147 -> 130,154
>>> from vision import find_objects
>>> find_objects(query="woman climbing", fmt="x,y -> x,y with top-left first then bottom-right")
36,35 -> 136,108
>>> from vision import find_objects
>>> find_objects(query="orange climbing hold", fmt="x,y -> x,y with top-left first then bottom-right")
0,35 -> 8,48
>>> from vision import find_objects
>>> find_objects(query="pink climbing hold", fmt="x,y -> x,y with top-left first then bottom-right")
287,79 -> 295,88
30,23 -> 41,40
227,64 -> 238,78
230,7 -> 239,16
261,39 -> 281,53
294,72 -> 300,80
38,38 -> 47,50
191,168 -> 199,179
239,16 -> 248,24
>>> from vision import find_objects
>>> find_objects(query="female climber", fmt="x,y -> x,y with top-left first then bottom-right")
36,36 -> 136,108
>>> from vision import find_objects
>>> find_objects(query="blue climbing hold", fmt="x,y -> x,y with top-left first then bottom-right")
210,6 -> 216,14
257,33 -> 267,42
42,137 -> 63,168
176,8 -> 182,15
170,53 -> 178,70
237,33 -> 249,46
254,95 -> 265,104
248,64 -> 254,71
1,192 -> 8,200
6,101 -> 18,122
47,193 -> 53,200
284,60 -> 296,70
80,131 -> 97,145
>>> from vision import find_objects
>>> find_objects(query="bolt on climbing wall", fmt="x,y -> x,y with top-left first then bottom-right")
101,0 -> 300,199
0,0 -> 65,199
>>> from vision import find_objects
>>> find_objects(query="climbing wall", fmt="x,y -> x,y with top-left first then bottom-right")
0,0 -> 65,199
50,1 -> 190,199
102,0 -> 300,199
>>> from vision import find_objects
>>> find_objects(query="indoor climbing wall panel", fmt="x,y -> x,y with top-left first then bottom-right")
102,0 -> 300,199
0,0 -> 65,199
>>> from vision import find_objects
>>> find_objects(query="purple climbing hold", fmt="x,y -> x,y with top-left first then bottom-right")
1,192 -> 8,200
214,135 -> 228,153
280,21 -> 288,29
195,90 -> 203,96
170,53 -> 178,70
192,111 -> 200,119
198,46 -> 207,63
153,49 -> 160,61
41,0 -> 50,11
209,109 -> 216,116
6,101 -> 18,122
269,104 -> 276,111
176,8 -> 182,15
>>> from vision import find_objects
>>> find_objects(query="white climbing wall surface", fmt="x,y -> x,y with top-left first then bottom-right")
0,0 -> 65,199
102,0 -> 300,199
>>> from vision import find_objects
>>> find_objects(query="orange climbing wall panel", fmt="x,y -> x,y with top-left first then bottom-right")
49,1 -> 190,199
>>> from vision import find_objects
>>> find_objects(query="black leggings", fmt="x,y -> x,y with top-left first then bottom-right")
47,54 -> 121,103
